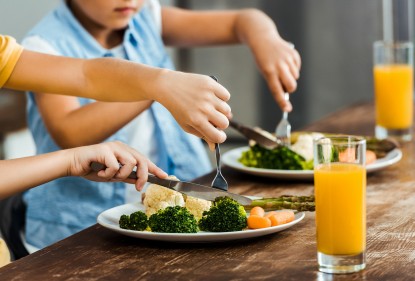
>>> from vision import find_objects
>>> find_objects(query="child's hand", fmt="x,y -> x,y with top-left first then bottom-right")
250,37 -> 301,112
155,71 -> 232,146
68,141 -> 168,191
236,9 -> 301,112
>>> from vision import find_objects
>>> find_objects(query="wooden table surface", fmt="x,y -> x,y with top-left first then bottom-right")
1,102 -> 414,280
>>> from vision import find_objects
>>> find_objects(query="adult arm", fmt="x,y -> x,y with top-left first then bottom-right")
4,50 -> 231,144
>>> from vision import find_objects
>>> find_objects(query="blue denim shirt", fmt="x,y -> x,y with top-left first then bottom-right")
23,2 -> 211,248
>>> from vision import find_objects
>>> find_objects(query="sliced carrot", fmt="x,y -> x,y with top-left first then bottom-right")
338,148 -> 377,165
366,150 -> 377,164
268,210 -> 295,226
339,148 -> 356,163
249,206 -> 265,217
264,211 -> 277,218
247,215 -> 271,229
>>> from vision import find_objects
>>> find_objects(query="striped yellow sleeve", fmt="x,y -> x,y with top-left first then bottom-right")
0,35 -> 24,88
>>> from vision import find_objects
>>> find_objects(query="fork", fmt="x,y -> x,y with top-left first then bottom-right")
208,75 -> 228,191
275,93 -> 291,146
211,141 -> 229,191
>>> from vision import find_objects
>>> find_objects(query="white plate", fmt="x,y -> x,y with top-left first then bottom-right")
97,202 -> 305,243
222,146 -> 402,180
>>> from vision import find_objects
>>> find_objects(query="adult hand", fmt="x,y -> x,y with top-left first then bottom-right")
155,70 -> 232,149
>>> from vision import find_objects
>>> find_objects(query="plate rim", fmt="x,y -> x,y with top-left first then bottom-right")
222,146 -> 402,179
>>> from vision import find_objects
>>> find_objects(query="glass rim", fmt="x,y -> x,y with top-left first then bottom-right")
313,136 -> 366,146
374,40 -> 413,49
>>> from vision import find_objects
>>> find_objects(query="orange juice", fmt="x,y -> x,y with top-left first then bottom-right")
373,64 -> 413,129
314,163 -> 366,255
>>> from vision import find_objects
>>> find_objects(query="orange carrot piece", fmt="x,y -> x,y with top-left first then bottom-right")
247,215 -> 271,229
264,211 -> 277,218
366,150 -> 377,164
268,210 -> 295,226
339,148 -> 356,162
249,206 -> 265,217
338,148 -> 377,165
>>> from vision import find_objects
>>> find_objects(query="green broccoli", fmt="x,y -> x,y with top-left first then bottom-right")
119,211 -> 148,231
148,206 -> 198,233
198,197 -> 247,232
239,144 -> 310,170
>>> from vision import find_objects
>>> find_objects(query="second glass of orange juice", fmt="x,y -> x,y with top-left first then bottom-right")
373,41 -> 414,141
314,136 -> 366,274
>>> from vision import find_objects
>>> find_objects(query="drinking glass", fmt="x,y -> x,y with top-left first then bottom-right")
314,136 -> 367,274
373,41 -> 414,141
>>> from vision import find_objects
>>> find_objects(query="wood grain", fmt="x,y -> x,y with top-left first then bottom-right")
1,102 -> 414,280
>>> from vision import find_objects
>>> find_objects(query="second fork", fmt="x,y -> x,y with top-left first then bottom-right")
275,92 -> 292,146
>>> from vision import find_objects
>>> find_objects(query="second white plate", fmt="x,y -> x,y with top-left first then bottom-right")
222,146 -> 402,180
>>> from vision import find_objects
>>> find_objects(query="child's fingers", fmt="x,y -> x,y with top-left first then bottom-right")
147,160 -> 168,179
211,80 -> 231,102
133,157 -> 148,191
266,74 -> 292,112
279,64 -> 297,93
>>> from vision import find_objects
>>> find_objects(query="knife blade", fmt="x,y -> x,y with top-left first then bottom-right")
229,119 -> 282,150
90,162 -> 252,205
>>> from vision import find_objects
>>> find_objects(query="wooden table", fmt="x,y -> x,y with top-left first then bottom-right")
1,102 -> 414,280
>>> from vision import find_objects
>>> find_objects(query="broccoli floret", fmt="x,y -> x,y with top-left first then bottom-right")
148,206 -> 198,233
239,144 -> 308,170
198,197 -> 247,232
119,211 -> 148,231
119,214 -> 131,229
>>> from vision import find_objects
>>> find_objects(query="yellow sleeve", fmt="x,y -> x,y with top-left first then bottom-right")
0,35 -> 24,88
0,238 -> 11,267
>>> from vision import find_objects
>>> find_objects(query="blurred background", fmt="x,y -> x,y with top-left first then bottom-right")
0,0 -> 413,161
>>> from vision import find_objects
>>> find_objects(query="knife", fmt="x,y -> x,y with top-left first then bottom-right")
229,119 -> 282,150
90,162 -> 252,205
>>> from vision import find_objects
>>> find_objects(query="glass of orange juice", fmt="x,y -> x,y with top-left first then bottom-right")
314,136 -> 366,274
373,41 -> 413,141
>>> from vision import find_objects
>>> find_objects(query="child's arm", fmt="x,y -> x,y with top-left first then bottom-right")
5,50 -> 231,145
161,7 -> 301,112
0,141 -> 167,199
34,92 -> 152,148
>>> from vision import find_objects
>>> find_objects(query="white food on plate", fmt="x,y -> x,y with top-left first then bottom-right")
143,175 -> 211,220
290,133 -> 324,161
143,176 -> 185,216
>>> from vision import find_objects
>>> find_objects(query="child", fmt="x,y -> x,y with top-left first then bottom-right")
21,0 -> 301,249
1,34 -> 231,146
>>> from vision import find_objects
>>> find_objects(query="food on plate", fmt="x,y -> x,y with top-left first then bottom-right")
247,215 -> 271,229
143,176 -> 185,217
119,211 -> 148,231
239,144 -> 313,170
239,132 -> 395,170
143,176 -> 212,220
199,197 -> 248,232
266,210 -> 295,226
185,196 -> 212,221
338,148 -> 377,164
249,206 -> 265,217
244,195 -> 315,212
121,174 -> 315,233
148,206 -> 198,233
247,206 -> 295,229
